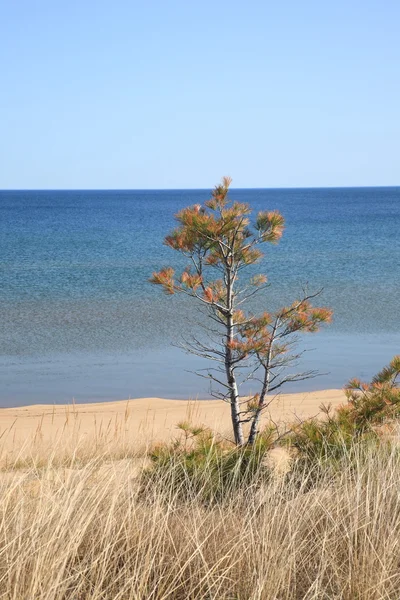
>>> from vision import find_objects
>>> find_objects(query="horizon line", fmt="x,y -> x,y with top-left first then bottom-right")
1,184 -> 399,192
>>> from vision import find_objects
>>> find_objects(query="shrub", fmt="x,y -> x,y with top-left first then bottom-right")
288,356 -> 400,463
144,422 -> 275,502
344,355 -> 400,427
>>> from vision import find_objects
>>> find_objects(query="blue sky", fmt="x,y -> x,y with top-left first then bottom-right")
1,0 -> 399,189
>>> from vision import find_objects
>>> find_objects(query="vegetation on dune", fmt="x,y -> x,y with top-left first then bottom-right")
1,414 -> 400,599
289,355 -> 400,462
151,177 -> 332,445
142,357 -> 400,503
146,421 -> 275,502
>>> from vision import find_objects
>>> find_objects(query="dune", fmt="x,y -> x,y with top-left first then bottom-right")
0,389 -> 346,456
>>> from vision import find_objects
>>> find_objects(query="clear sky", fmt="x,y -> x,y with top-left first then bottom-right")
1,0 -> 399,189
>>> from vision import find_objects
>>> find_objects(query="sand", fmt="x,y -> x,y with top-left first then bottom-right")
0,389 -> 346,455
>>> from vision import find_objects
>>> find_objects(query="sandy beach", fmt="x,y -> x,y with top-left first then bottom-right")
0,389 -> 346,457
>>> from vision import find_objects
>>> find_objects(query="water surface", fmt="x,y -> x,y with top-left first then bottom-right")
0,187 -> 399,406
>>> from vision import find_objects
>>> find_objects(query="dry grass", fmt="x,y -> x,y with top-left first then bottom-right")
0,402 -> 148,471
0,430 -> 400,599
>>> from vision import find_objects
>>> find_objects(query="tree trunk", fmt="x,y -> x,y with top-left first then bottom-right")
247,337 -> 274,444
228,364 -> 244,446
247,412 -> 260,445
247,379 -> 267,444
225,311 -> 244,446
222,255 -> 244,446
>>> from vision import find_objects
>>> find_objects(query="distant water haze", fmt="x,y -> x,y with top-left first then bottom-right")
0,187 -> 399,406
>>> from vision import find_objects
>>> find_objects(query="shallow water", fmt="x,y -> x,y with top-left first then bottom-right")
0,187 -> 399,406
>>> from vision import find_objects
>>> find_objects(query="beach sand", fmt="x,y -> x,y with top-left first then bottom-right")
0,390 -> 346,458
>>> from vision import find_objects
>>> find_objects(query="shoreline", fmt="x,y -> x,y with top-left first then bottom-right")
1,332 -> 399,407
0,390 -> 346,454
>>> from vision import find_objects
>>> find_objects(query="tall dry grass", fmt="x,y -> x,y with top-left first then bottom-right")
0,401 -> 147,471
0,399 -> 213,471
0,433 -> 400,599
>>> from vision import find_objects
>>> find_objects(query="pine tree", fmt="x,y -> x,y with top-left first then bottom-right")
151,177 -> 332,445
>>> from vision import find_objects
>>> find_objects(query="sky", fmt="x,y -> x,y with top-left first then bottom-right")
0,0 -> 399,189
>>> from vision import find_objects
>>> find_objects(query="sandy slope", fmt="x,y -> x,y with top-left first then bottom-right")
0,390 -> 346,453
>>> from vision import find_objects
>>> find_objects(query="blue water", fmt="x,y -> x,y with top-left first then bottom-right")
0,188 -> 399,406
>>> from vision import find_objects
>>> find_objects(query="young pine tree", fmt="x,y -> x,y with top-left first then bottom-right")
151,178 -> 332,445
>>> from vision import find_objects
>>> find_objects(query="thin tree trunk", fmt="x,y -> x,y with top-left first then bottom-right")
248,364 -> 270,444
225,267 -> 244,446
247,385 -> 266,444
226,329 -> 244,445
227,361 -> 244,445
247,323 -> 277,444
